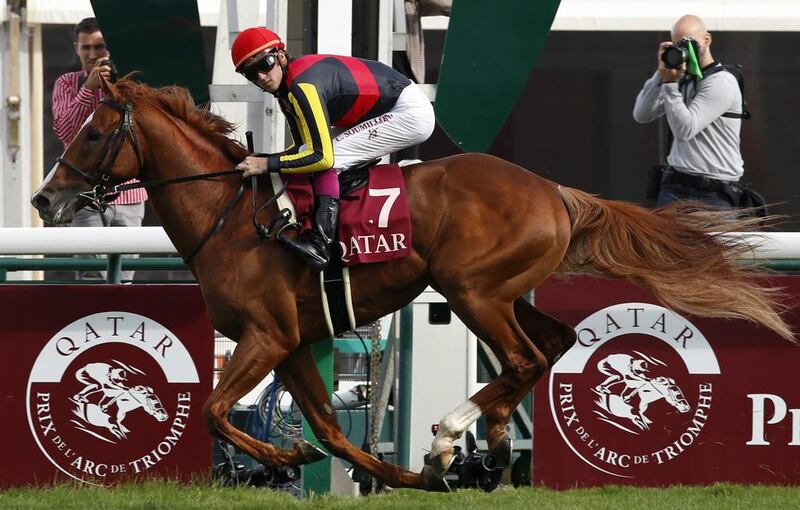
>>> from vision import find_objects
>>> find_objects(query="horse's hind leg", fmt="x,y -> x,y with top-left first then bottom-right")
203,329 -> 327,467
426,294 -> 571,477
276,344 -> 448,491
478,298 -> 577,461
513,297 -> 576,367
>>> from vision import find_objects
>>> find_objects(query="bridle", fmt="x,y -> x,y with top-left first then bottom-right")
56,97 -> 144,211
54,97 -> 296,264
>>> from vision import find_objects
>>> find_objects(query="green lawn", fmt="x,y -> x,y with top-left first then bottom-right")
1,482 -> 799,510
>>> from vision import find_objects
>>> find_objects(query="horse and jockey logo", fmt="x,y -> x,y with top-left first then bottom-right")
592,352 -> 690,433
26,312 -> 201,485
69,361 -> 169,442
548,303 -> 720,478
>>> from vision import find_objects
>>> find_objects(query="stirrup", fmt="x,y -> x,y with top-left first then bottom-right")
275,220 -> 301,240
279,233 -> 330,271
295,248 -> 329,271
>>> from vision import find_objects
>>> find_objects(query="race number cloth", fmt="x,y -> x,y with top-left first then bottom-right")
284,163 -> 412,266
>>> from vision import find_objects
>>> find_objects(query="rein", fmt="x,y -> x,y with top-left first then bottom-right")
115,171 -> 291,266
113,169 -> 241,192
63,99 -> 291,265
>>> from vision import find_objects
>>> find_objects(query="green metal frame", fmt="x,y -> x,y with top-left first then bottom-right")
0,256 -> 187,284
397,305 -> 414,469
91,0 -> 210,104
435,0 -> 562,152
740,260 -> 800,272
303,339 -> 334,495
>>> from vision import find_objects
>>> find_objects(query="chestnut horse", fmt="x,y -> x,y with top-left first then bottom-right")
31,78 -> 791,491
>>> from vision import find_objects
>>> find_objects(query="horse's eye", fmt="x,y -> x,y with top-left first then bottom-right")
87,129 -> 102,142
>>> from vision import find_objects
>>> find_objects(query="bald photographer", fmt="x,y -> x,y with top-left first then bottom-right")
633,14 -> 758,210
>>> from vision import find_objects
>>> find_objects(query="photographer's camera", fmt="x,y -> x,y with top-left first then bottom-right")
661,37 -> 699,69
99,58 -> 118,83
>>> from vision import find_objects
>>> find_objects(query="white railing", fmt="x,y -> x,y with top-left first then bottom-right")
0,228 -> 798,259
0,227 -> 177,255
722,232 -> 800,260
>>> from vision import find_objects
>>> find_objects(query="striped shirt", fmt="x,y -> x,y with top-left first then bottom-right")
267,55 -> 410,174
52,70 -> 147,204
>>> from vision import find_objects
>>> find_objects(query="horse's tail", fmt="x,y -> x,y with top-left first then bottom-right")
555,186 -> 793,342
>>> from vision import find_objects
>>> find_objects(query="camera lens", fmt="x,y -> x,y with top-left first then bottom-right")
661,45 -> 687,69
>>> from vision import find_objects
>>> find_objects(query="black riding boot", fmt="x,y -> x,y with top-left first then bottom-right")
281,195 -> 339,271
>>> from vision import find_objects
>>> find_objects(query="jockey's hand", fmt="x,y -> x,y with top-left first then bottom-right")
237,155 -> 273,178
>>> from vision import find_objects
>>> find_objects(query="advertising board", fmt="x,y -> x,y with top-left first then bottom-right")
533,277 -> 800,487
0,285 -> 214,487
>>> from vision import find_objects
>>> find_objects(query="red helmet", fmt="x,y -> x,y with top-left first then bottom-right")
231,27 -> 285,71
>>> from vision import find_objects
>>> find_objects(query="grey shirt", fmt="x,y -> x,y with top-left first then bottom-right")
633,67 -> 744,182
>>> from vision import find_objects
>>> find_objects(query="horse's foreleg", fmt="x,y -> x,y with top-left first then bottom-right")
276,345 -> 448,492
202,330 -> 327,467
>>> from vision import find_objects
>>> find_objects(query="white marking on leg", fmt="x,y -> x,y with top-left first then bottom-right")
430,399 -> 482,458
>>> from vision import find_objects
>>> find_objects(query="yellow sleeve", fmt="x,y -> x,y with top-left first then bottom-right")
275,82 -> 334,173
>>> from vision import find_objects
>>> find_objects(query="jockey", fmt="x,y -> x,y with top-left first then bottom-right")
595,354 -> 651,401
73,362 -> 128,403
231,27 -> 435,270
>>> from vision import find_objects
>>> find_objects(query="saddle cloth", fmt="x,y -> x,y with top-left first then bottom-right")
284,163 -> 412,266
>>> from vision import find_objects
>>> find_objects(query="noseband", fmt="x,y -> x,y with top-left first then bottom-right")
56,98 -> 144,210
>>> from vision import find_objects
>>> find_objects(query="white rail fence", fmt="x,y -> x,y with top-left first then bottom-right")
0,227 -> 799,258
0,227 -> 177,255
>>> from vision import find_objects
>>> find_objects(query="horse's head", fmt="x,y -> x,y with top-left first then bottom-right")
31,74 -> 143,224
129,385 -> 169,422
651,376 -> 691,413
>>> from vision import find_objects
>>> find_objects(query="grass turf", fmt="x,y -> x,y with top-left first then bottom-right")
1,482 -> 799,510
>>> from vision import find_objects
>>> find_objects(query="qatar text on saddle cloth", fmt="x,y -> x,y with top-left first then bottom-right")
284,163 -> 412,266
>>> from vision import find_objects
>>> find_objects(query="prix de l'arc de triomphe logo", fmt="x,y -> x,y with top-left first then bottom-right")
26,312 -> 200,485
548,303 -> 720,478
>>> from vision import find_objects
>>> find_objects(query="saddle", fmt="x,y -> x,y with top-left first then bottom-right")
251,161 -> 411,336
276,161 -> 412,336
339,159 -> 379,195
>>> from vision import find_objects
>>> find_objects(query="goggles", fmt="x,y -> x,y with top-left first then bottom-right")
240,51 -> 279,82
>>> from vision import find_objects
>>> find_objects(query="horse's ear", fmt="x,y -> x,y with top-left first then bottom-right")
98,70 -> 123,102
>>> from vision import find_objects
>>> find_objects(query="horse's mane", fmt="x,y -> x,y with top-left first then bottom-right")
114,78 -> 249,162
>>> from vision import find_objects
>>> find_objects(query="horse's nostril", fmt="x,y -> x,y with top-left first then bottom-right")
31,195 -> 50,211
31,194 -> 50,212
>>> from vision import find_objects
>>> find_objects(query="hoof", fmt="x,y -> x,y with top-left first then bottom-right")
294,440 -> 328,464
428,449 -> 457,478
420,465 -> 451,492
488,433 -> 513,468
